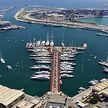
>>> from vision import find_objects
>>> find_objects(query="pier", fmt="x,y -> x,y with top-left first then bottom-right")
50,47 -> 61,93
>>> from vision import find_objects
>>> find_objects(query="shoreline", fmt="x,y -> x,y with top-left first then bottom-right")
14,9 -> 108,33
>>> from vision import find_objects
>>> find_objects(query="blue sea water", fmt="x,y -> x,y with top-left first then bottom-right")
0,0 -> 108,97
80,17 -> 108,25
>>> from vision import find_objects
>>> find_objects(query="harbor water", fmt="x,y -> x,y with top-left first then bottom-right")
0,0 -> 108,96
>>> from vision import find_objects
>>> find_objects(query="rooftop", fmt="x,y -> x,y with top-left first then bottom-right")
0,85 -> 24,106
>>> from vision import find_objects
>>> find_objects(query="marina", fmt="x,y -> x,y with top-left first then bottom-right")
26,40 -> 87,82
0,16 -> 108,97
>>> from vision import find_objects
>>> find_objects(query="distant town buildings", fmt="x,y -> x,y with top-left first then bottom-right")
28,8 -> 108,22
95,9 -> 104,18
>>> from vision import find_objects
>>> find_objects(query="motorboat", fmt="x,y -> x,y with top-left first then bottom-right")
61,68 -> 74,71
61,65 -> 74,69
99,61 -> 108,67
32,58 -> 51,62
89,80 -> 99,85
30,54 -> 51,57
26,42 -> 35,49
61,63 -> 74,67
29,57 -> 51,61
36,60 -> 51,64
60,71 -> 73,74
30,65 -> 51,70
31,74 -> 50,80
60,57 -> 75,61
33,48 -> 48,53
79,87 -> 86,91
35,71 -> 50,75
0,57 -> 5,64
83,43 -> 87,49
103,67 -> 108,73
61,62 -> 76,66
100,78 -> 107,82
6,65 -> 12,70
61,42 -> 65,47
61,54 -> 75,58
60,74 -> 74,78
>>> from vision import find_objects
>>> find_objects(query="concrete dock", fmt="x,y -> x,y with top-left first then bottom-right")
50,47 -> 61,94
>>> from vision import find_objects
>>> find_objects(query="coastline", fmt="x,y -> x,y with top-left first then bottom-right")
14,9 -> 108,33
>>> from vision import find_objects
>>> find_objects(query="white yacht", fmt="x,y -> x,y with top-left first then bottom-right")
0,57 -> 5,64
61,62 -> 76,66
30,54 -> 51,57
83,43 -> 87,49
6,65 -> 12,70
36,60 -> 51,64
100,78 -> 107,82
46,40 -> 50,46
79,87 -> 86,91
99,61 -> 108,67
33,48 -> 48,52
61,54 -> 75,58
89,80 -> 99,85
60,57 -> 75,61
31,74 -> 50,80
36,41 -> 41,46
61,64 -> 74,69
60,71 -> 73,74
35,71 -> 50,75
61,42 -> 65,47
61,66 -> 74,71
50,40 -> 54,46
103,67 -> 108,73
30,65 -> 51,70
41,41 -> 45,46
30,57 -> 51,61
26,42 -> 35,49
60,74 -> 74,78
34,58 -> 51,62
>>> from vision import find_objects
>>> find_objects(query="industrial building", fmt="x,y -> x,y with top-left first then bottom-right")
0,85 -> 42,108
0,85 -> 25,108
93,80 -> 108,97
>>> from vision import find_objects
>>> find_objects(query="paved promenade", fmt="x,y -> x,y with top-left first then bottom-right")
50,47 -> 60,94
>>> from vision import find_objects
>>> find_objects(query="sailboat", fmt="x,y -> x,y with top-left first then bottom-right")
50,30 -> 54,46
46,32 -> 50,46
